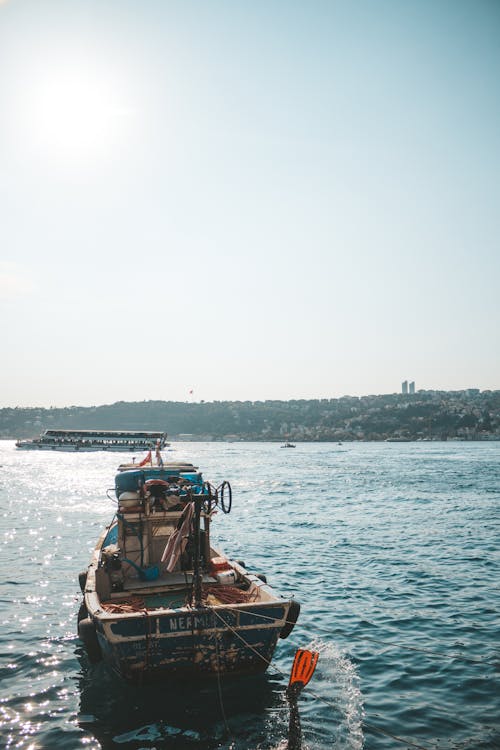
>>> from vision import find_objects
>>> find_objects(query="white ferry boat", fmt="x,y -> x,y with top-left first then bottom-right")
15,429 -> 168,452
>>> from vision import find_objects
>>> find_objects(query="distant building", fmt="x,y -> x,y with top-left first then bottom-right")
409,381 -> 415,394
402,380 -> 408,394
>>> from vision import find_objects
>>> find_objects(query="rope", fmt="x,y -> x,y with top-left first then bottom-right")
208,606 -> 433,750
143,608 -> 151,673
101,596 -> 145,613
358,719 -> 431,750
300,681 -> 433,750
213,627 -> 231,738
339,631 -> 488,665
203,585 -> 258,605
210,607 -> 286,675
218,605 -> 491,666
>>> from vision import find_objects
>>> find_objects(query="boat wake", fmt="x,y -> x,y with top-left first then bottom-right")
260,640 -> 365,750
264,640 -> 362,750
305,639 -> 365,750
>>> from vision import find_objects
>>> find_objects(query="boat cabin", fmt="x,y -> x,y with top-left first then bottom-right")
90,464 -> 266,609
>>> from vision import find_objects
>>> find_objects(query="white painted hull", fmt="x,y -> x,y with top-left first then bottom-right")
16,443 -> 155,452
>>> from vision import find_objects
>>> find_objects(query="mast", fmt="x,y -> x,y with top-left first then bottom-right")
192,493 -> 203,608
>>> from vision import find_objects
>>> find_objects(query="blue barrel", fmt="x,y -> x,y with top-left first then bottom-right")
180,472 -> 202,484
115,470 -> 145,497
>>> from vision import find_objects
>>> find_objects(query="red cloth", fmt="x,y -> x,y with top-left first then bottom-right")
138,451 -> 152,467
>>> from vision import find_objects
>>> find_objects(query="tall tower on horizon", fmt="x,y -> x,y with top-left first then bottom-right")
409,381 -> 415,394
402,380 -> 408,394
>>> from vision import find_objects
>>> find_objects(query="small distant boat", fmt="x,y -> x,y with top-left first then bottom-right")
77,460 -> 300,682
281,442 -> 296,448
15,429 -> 168,452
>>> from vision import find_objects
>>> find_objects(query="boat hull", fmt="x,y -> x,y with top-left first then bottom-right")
92,603 -> 287,682
16,443 -> 152,452
78,470 -> 299,683
16,429 -> 168,451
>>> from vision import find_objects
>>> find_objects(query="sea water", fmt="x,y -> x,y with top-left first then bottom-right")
0,440 -> 498,749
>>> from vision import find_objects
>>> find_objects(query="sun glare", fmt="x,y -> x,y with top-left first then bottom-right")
28,61 -> 134,164
0,262 -> 35,300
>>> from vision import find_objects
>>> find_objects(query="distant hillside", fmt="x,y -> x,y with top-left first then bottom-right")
2,390 -> 500,442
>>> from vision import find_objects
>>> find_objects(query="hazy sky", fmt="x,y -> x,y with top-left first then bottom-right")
1,0 -> 499,407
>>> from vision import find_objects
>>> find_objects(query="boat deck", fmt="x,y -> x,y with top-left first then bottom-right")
116,572 -> 216,596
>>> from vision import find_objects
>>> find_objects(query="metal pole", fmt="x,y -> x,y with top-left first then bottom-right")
193,494 -> 203,608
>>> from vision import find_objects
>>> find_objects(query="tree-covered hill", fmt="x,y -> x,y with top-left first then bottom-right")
1,390 -> 500,441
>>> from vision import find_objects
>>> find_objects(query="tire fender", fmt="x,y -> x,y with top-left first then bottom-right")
279,599 -> 300,639
78,617 -> 102,663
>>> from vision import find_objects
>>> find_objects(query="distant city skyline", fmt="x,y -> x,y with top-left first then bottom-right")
4,388 -> 499,443
1,0 -> 499,408
402,381 -> 416,395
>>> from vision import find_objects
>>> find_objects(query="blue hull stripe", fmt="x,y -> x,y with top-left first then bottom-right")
95,606 -> 286,679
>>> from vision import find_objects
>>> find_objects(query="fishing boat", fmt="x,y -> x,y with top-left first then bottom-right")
77,461 -> 300,682
16,429 -> 168,452
281,442 -> 296,448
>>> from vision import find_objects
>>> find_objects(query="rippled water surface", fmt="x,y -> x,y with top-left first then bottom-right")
0,440 -> 499,749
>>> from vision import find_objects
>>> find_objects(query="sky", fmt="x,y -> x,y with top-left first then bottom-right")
1,0 -> 499,407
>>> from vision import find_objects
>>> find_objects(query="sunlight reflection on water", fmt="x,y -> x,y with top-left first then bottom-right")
0,440 -> 499,749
